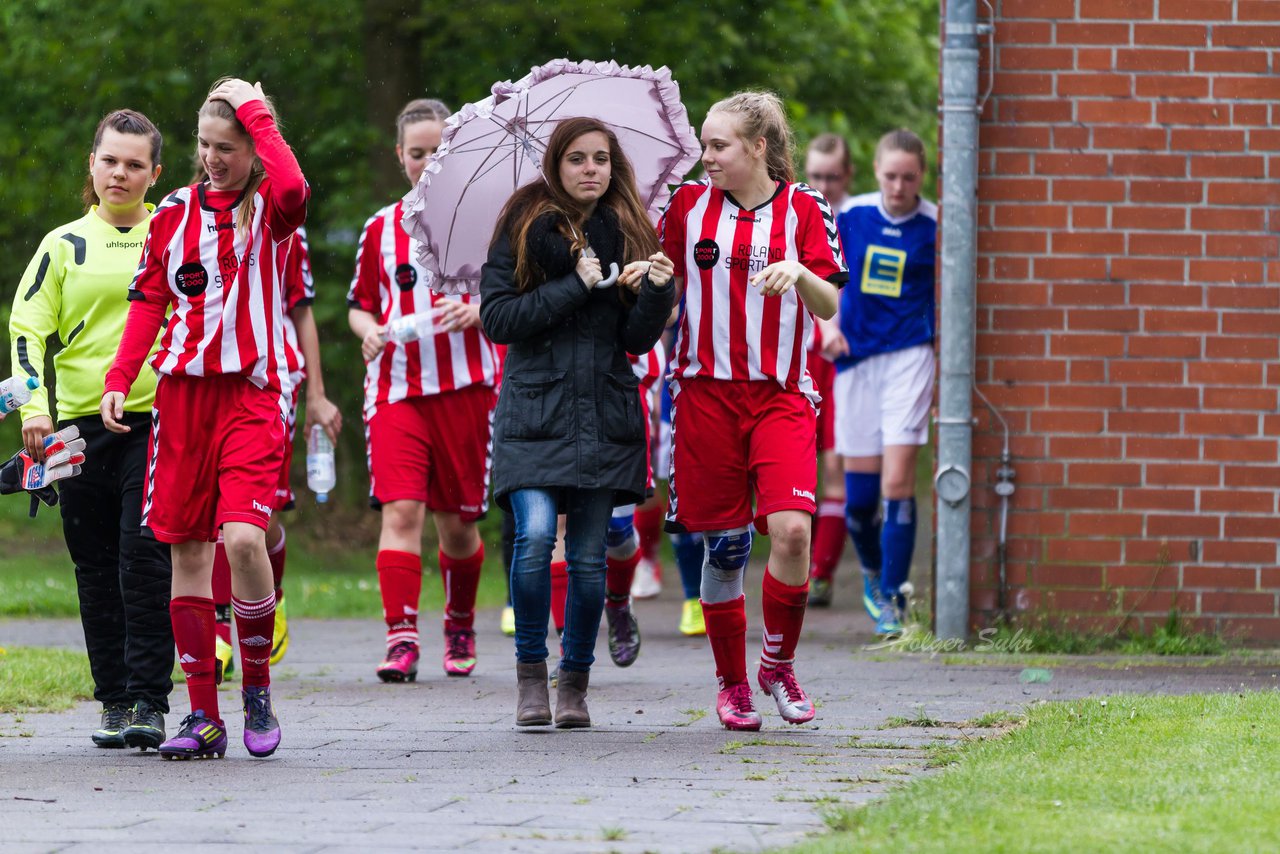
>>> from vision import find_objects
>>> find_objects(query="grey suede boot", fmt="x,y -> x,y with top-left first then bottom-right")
554,668 -> 591,729
516,661 -> 552,726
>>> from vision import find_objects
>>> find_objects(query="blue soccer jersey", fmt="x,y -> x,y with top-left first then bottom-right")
834,191 -> 937,369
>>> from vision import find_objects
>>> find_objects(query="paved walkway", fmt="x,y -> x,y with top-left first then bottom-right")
3,578 -> 1278,853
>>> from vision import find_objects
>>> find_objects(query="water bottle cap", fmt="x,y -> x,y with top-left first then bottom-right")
25,377 -> 38,390
316,493 -> 329,504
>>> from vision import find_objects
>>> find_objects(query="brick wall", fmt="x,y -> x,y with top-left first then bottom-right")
971,0 -> 1280,639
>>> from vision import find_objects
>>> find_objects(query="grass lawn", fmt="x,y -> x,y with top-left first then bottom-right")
0,646 -> 94,712
791,690 -> 1280,853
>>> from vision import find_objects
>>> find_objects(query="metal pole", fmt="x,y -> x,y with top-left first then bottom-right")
935,0 -> 982,641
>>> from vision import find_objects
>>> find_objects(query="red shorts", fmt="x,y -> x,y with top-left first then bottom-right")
810,353 -> 836,453
143,374 -> 287,543
366,384 -> 496,520
273,378 -> 302,512
666,378 -> 817,534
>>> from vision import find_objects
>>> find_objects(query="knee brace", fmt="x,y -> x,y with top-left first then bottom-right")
699,526 -> 752,603
605,509 -> 638,559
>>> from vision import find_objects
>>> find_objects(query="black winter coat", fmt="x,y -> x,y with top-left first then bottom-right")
479,208 -> 675,511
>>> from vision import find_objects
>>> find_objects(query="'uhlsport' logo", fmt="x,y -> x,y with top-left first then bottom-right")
174,263 -> 209,297
693,238 -> 720,270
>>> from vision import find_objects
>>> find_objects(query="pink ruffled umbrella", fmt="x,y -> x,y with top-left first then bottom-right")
401,58 -> 701,295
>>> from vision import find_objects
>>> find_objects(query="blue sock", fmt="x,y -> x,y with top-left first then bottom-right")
843,472 -> 882,575
880,497 -> 916,604
671,532 -> 705,600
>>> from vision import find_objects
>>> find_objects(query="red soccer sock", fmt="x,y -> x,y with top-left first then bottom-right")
211,535 -> 231,607
634,504 -> 663,565
233,593 -> 276,688
171,596 -> 220,724
377,549 -> 422,649
605,550 -> 642,604
268,525 -> 287,596
761,569 -> 809,668
701,595 -> 748,685
214,618 -> 232,648
550,560 -> 568,632
810,499 -> 847,581
440,544 -> 483,632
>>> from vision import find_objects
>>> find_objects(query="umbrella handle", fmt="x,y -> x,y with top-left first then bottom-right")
593,262 -> 620,289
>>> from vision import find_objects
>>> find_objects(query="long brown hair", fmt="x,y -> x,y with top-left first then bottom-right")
493,117 -> 661,293
196,77 -> 282,235
83,109 -> 163,210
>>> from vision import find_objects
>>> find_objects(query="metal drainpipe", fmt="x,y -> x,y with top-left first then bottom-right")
934,0 -> 986,641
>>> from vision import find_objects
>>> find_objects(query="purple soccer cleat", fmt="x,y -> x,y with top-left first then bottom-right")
242,686 -> 281,758
158,712 -> 227,760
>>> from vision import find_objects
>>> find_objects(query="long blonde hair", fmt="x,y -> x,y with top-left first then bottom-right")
197,77 -> 282,235
708,91 -> 795,184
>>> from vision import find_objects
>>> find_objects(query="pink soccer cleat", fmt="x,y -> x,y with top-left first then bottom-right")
757,662 -> 816,724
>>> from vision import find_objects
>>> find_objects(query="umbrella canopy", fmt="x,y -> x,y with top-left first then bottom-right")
401,58 -> 701,295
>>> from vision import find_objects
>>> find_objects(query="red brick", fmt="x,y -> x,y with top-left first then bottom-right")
979,281 -> 1048,305
1129,283 -> 1204,307
1169,128 -> 1246,152
978,177 -> 1049,201
1239,0 -> 1280,19
1129,233 -> 1204,257
1143,309 -> 1218,333
1072,206 -> 1110,229
1051,179 -> 1127,202
1185,412 -> 1261,436
1066,308 -> 1141,331
1224,465 -> 1280,488
1185,566 -> 1259,588
1191,155 -> 1267,178
994,21 -> 1055,44
1214,76 -> 1280,100
1126,436 -> 1200,458
978,229 -> 1049,253
994,204 -> 1069,228
1049,385 -> 1125,408
1160,0 -> 1234,19
1156,102 -> 1228,125
1193,50 -> 1270,73
1092,126 -> 1167,151
1050,436 -> 1124,458
1147,463 -> 1222,486
1002,0 -> 1077,16
1058,73 -> 1134,97
1215,25 -> 1280,48
1190,208 -> 1266,231
999,99 -> 1075,123
1032,410 -> 1106,433
1207,284 -> 1280,309
1221,617 -> 1280,641
1187,362 -> 1264,385
1044,589 -> 1119,612
1069,513 -> 1145,538
1053,283 -> 1128,305
993,257 -> 1032,280
1202,592 -> 1276,614
1110,361 -> 1186,383
1128,335 -> 1202,358
1147,514 -> 1221,537
1189,260 -> 1266,284
1233,103 -> 1269,126
1112,206 -> 1186,229
1109,563 -> 1181,586
1035,564 -> 1108,588
1130,180 -> 1202,204
1223,313 -> 1280,338
1000,46 -> 1075,71
1109,411 -> 1184,434
990,358 -> 1068,382
994,72 -> 1056,96
1250,130 -> 1280,151
1206,182 -> 1280,205
1226,515 -> 1280,538
1205,439 -> 1278,463
1077,48 -> 1116,71
977,333 -> 1047,357
1035,256 -> 1109,280
993,308 -> 1066,330
1111,154 -> 1188,177
1056,22 -> 1132,45
1046,538 -> 1124,563
1078,100 -> 1154,124
1126,386 -> 1200,409
1126,539 -> 1197,563
1053,126 -> 1091,148
1081,0 -> 1153,17
1203,386 -> 1278,410
1111,257 -> 1187,280
1134,23 -> 1208,45
1115,49 -> 1190,72
1034,153 -> 1109,176
1122,590 -> 1199,613
1052,232 -> 1126,254
1003,511 -> 1062,537
1068,463 -> 1143,486
1050,334 -> 1125,357
1070,360 -> 1108,382
1208,234 -> 1280,258
975,383 -> 1047,408
1203,489 -> 1274,513
995,151 -> 1035,174
1049,488 -> 1120,510
1136,75 -> 1211,98
1203,540 -> 1277,564
981,125 -> 1052,148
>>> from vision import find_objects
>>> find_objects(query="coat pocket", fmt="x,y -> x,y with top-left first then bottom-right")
503,369 -> 568,441
602,370 -> 644,444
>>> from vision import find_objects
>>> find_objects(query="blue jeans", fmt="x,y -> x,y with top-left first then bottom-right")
509,487 -> 613,672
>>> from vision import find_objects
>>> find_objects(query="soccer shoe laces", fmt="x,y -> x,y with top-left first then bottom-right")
771,664 -> 807,703
445,630 -> 474,660
726,680 -> 756,713
243,690 -> 275,731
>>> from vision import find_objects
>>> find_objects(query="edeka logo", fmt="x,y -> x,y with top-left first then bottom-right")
395,263 -> 418,291
860,244 -> 906,298
174,262 -> 209,297
693,238 -> 720,270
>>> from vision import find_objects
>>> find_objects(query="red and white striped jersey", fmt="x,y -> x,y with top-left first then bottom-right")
347,201 -> 499,420
628,338 -> 666,410
281,226 -> 315,379
121,180 -> 304,412
659,180 -> 847,404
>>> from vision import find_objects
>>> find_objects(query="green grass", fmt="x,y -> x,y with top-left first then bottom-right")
0,646 -> 95,712
788,691 -> 1280,853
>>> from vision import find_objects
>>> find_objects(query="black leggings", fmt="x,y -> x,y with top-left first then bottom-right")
59,413 -> 174,711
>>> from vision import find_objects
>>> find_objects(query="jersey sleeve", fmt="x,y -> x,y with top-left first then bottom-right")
237,100 -> 308,237
347,213 -> 386,315
284,229 -> 314,311
794,186 -> 849,286
658,184 -> 694,280
8,231 -> 65,421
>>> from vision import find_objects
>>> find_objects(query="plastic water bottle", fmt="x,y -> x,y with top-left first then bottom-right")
306,425 -> 336,504
0,376 -> 38,416
382,308 -> 438,344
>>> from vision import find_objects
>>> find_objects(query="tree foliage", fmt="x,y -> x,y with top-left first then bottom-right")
0,0 -> 937,502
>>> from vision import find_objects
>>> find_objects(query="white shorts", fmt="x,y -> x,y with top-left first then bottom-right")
833,344 -> 935,458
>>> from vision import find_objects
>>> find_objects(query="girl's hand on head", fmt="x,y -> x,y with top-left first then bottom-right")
21,415 -> 53,462
435,300 -> 480,333
575,254 -> 603,289
751,259 -> 802,298
362,326 -> 388,361
208,79 -> 265,112
617,261 -> 652,293
99,393 -> 131,435
647,253 -> 674,288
